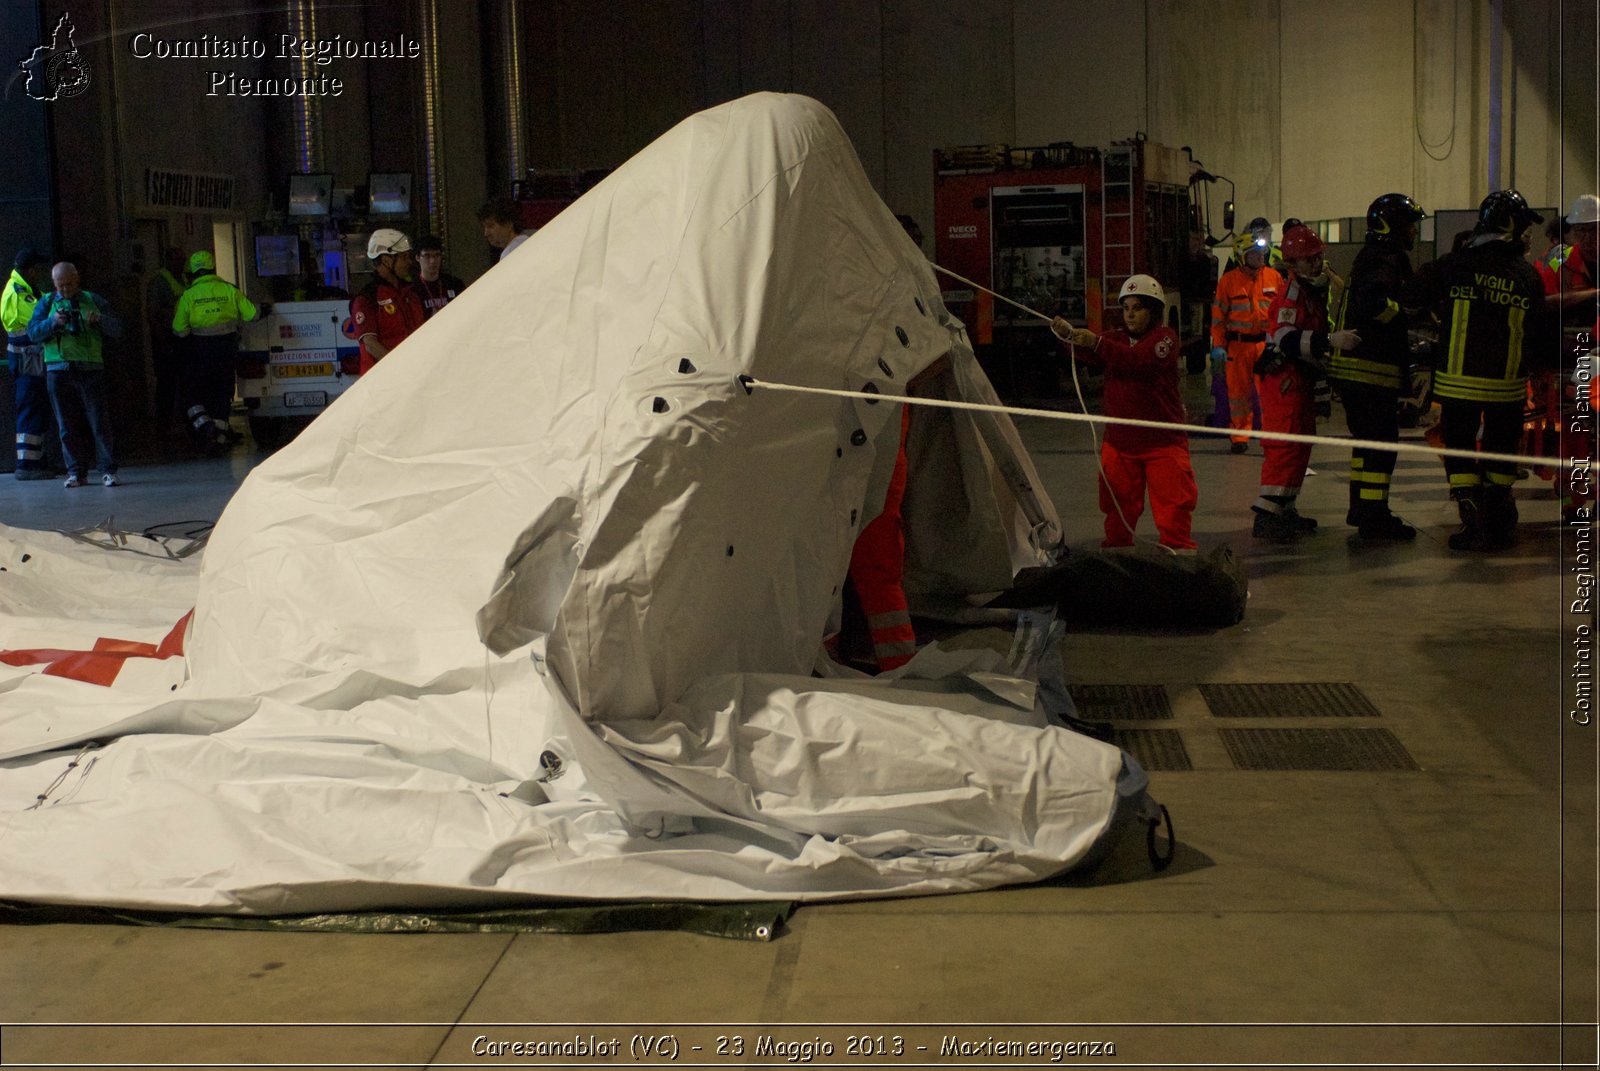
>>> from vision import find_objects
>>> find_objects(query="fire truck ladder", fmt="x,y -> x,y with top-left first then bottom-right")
1100,144 -> 1135,307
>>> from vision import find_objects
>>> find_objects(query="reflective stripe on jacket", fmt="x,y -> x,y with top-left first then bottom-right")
1210,266 -> 1283,351
1405,239 -> 1555,403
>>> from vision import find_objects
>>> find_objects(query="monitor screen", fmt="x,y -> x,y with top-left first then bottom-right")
255,234 -> 301,277
287,173 -> 333,217
368,172 -> 411,215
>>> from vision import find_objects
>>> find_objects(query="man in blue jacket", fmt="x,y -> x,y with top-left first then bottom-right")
28,262 -> 123,487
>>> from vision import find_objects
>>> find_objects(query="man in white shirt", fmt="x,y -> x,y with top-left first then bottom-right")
477,197 -> 534,262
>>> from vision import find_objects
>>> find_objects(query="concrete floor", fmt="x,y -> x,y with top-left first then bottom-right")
1,379 -> 1595,1070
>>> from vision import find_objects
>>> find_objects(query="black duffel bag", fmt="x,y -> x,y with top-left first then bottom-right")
988,544 -> 1247,628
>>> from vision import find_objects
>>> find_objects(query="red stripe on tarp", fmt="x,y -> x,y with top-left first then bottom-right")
0,609 -> 193,687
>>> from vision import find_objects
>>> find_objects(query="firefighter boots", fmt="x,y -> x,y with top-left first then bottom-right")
1348,507 -> 1418,542
1448,493 -> 1489,552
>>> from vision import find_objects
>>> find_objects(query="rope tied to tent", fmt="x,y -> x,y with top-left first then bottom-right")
736,377 -> 1582,472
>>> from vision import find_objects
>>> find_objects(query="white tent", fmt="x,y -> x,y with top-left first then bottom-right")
0,93 -> 1153,912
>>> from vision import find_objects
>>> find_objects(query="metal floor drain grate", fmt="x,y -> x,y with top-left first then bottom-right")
1111,729 -> 1192,772
1219,728 -> 1419,771
1200,682 -> 1380,718
1069,684 -> 1172,721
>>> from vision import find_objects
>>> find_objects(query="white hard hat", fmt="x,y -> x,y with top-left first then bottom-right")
1118,274 -> 1165,310
367,228 -> 412,259
1566,194 -> 1600,225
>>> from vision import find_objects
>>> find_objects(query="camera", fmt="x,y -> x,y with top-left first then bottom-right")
57,302 -> 82,335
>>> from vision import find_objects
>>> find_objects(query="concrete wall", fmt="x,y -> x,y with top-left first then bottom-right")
508,0 -> 1591,239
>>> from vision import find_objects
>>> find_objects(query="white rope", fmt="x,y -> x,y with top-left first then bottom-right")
738,377 -> 1583,471
930,263 -> 1055,323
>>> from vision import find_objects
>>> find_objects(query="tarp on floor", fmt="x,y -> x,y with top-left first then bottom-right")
0,93 -> 1151,913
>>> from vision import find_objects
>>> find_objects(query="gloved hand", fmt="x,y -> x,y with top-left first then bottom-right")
1209,346 -> 1227,377
1328,329 -> 1361,351
1051,317 -> 1096,348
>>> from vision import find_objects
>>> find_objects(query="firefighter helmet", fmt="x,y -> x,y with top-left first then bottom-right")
366,228 -> 412,259
1474,189 -> 1544,237
1280,225 -> 1324,261
1365,194 -> 1426,244
186,250 -> 215,275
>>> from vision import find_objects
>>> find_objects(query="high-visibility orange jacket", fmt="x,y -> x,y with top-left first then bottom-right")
1210,265 -> 1284,355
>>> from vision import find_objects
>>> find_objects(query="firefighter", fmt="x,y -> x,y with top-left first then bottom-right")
173,250 -> 258,450
351,229 -> 424,374
1250,225 -> 1361,540
2,249 -> 55,478
1405,190 -> 1555,551
1053,275 -> 1197,552
1327,193 -> 1426,540
1210,232 -> 1282,453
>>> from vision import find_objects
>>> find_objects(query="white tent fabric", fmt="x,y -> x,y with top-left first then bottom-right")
0,93 -> 1145,912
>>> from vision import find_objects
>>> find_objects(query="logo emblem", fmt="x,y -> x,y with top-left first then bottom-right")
17,13 -> 90,102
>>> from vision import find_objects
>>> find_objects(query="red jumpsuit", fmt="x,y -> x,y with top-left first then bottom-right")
1211,264 -> 1283,444
1537,242 -> 1597,519
1076,324 -> 1197,550
1259,274 -> 1329,507
848,406 -> 916,670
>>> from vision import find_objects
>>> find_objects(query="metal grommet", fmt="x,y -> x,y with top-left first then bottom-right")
850,429 -> 866,446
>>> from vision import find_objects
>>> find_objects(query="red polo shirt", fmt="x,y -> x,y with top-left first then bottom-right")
350,278 -> 425,374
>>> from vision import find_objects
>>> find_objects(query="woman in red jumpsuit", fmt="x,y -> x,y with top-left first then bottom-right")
1052,275 -> 1198,552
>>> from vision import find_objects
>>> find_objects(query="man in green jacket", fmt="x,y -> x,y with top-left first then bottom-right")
173,250 -> 257,449
27,262 -> 123,487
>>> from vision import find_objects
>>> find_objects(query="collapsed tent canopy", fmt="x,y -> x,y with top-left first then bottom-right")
0,92 -> 1155,913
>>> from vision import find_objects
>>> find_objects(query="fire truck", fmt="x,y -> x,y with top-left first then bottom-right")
933,137 -> 1202,398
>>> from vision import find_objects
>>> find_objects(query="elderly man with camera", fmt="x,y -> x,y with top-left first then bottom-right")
26,262 -> 122,488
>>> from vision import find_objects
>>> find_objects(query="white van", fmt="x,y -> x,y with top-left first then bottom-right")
235,300 -> 360,448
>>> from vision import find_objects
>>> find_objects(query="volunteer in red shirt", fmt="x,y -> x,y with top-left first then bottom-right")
351,229 -> 424,374
1052,275 -> 1198,552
